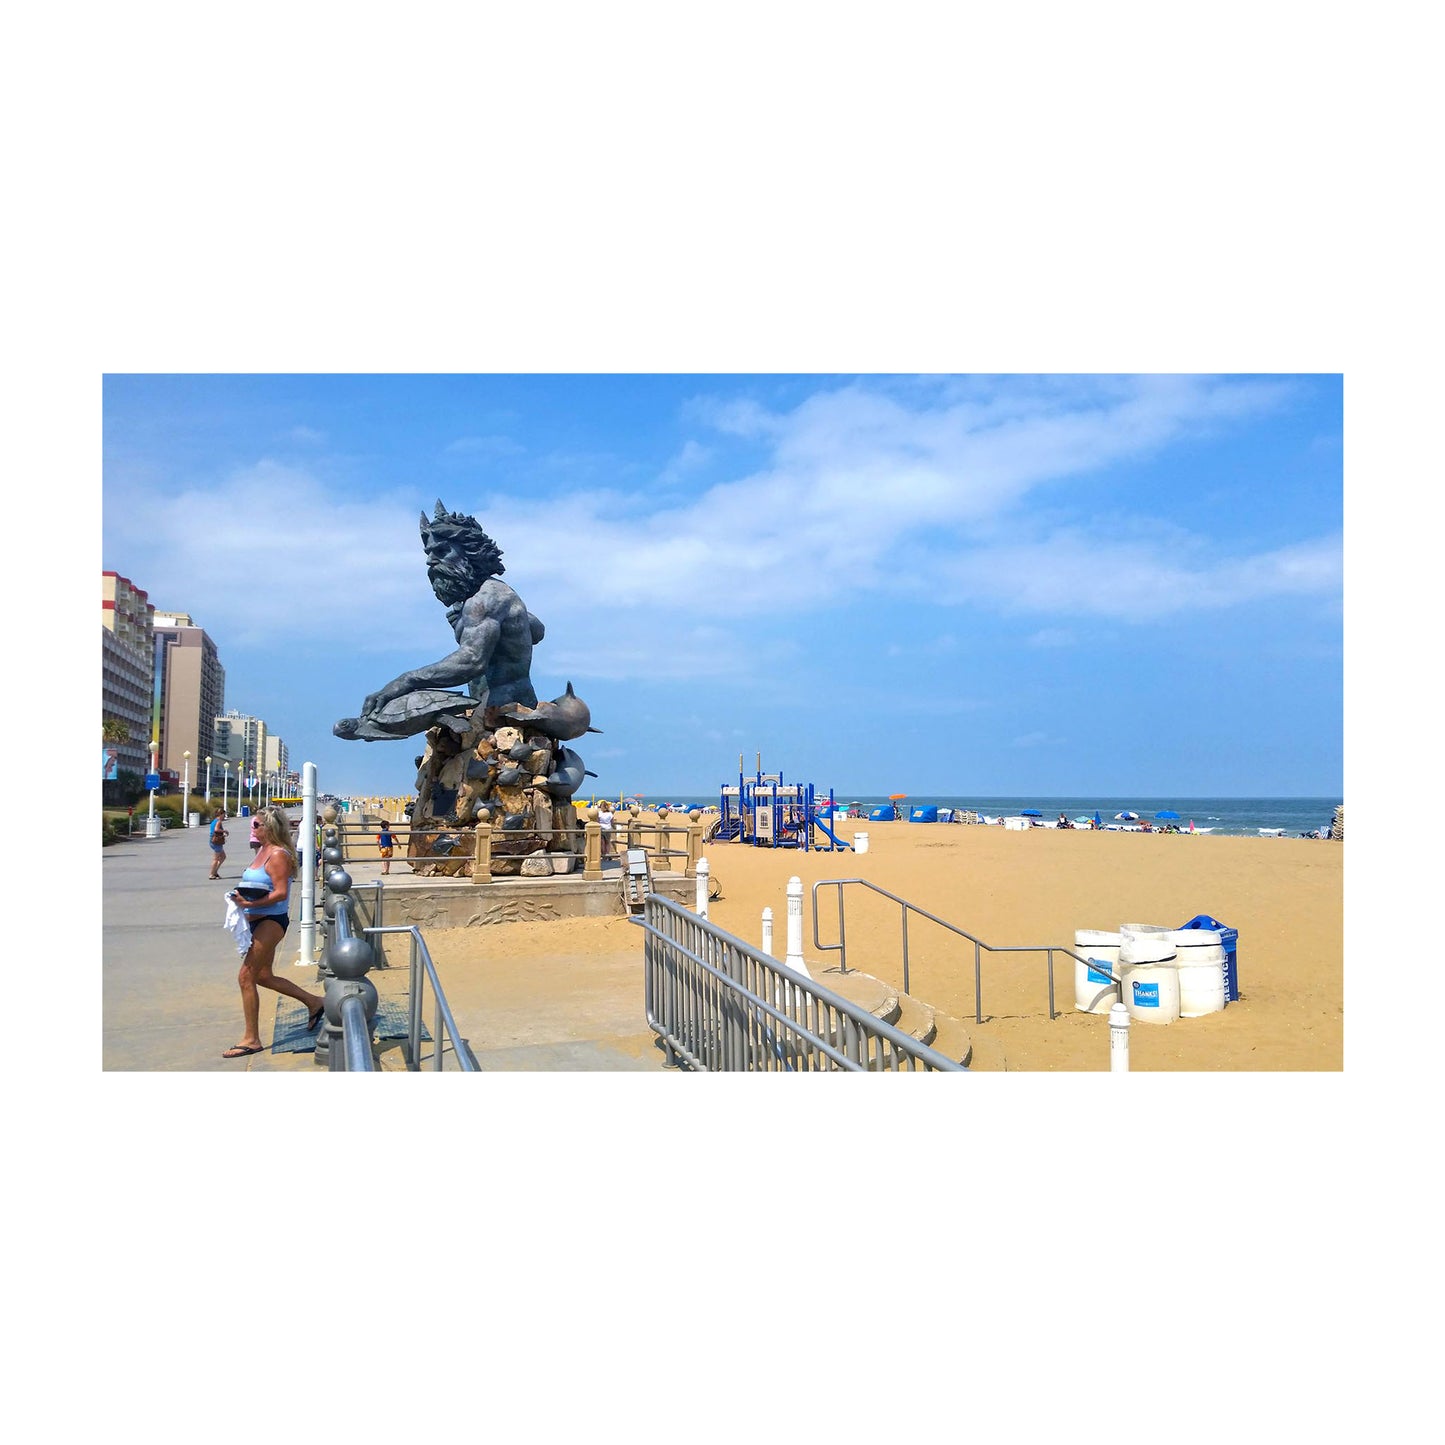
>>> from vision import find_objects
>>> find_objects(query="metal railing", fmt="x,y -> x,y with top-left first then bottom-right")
365,926 -> 479,1071
812,878 -> 1099,1023
639,893 -> 965,1071
313,835 -> 476,1072
318,867 -> 379,1072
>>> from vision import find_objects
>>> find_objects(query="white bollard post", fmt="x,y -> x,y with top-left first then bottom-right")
761,906 -> 774,958
297,761 -> 319,969
695,857 -> 709,918
1109,1001 -> 1131,1072
785,876 -> 804,971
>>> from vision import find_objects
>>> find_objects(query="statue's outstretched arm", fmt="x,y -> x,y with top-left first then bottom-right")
362,615 -> 500,715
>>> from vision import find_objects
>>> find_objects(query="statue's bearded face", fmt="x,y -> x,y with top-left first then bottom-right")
425,542 -> 480,606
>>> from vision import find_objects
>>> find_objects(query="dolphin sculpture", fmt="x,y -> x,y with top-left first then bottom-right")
541,746 -> 597,799
494,682 -> 600,741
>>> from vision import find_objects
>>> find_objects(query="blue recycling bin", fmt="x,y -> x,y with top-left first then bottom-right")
239,805 -> 251,817
1179,914 -> 1238,1001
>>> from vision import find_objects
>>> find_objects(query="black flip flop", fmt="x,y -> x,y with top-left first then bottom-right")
222,1044 -> 264,1058
307,1005 -> 325,1033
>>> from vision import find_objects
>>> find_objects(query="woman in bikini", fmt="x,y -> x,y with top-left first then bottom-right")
208,809 -> 228,880
222,806 -> 326,1059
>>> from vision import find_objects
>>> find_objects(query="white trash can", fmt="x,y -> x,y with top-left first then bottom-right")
854,831 -> 869,854
1119,929 -> 1180,1025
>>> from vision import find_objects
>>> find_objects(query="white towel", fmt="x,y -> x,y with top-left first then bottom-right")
224,898 -> 252,955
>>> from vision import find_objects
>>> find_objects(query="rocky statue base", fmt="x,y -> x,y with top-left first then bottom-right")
405,703 -> 594,879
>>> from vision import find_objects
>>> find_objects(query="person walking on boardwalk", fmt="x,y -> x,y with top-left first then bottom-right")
376,820 -> 395,875
221,806 -> 325,1059
208,809 -> 228,880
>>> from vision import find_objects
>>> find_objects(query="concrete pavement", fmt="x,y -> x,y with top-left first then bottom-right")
101,817 -> 670,1072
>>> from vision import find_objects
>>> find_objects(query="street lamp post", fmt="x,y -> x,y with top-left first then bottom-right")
146,738 -> 160,838
204,756 -> 212,806
223,762 -> 231,813
182,751 -> 191,825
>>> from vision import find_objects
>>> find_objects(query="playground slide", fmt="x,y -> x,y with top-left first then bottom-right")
811,815 -> 852,850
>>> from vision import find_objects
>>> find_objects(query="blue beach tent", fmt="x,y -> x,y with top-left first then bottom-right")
910,805 -> 938,823
869,806 -> 893,821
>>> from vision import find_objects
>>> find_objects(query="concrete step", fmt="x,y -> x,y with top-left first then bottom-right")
892,992 -> 937,1048
812,965 -> 972,1068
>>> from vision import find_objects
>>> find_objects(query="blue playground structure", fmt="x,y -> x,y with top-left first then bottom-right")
711,755 -> 851,851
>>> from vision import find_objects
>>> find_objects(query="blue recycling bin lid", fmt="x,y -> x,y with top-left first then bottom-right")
1179,913 -> 1237,944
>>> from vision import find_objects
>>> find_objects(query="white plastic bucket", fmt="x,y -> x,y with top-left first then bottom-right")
1073,929 -> 1121,1014
1118,930 -> 1180,1025
1167,928 -> 1228,1017
188,812 -> 200,829
854,831 -> 869,854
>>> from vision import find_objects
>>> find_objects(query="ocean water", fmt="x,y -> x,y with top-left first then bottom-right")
625,794 -> 1342,838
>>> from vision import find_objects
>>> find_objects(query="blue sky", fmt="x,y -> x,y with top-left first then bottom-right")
102,373 -> 1342,801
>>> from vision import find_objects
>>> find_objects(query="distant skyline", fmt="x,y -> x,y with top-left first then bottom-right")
102,373 -> 1342,801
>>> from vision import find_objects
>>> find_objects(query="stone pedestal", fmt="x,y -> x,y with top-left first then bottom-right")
405,705 -> 589,880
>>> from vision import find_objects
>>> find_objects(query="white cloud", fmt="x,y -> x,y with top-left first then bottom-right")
656,439 -> 710,487
1028,628 -> 1076,648
444,434 -> 524,457
104,376 -> 1339,682
104,460 -> 431,649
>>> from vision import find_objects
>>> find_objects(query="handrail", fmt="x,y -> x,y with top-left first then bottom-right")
639,893 -> 965,1071
812,877 -> 1101,1023
365,925 -> 479,1071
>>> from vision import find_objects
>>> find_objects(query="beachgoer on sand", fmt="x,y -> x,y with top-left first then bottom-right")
221,806 -> 325,1060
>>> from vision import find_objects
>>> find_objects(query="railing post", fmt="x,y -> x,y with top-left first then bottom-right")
318,862 -> 378,1071
695,857 -> 710,918
1110,1002 -> 1131,1072
583,820 -> 602,879
686,813 -> 704,875
761,906 -> 773,958
472,822 -> 493,884
786,876 -> 804,972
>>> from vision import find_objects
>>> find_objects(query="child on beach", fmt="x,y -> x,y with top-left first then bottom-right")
377,821 -> 395,874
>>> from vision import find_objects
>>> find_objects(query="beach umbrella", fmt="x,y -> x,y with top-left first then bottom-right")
1073,816 -> 1093,824
1115,811 -> 1139,821
888,793 -> 908,801
1155,809 -> 1181,820
1094,811 -> 1102,827
1021,809 -> 1042,817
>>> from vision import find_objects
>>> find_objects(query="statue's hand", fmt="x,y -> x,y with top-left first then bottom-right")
362,681 -> 404,717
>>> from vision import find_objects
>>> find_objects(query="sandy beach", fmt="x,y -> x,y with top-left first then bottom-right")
422,815 -> 1344,1071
